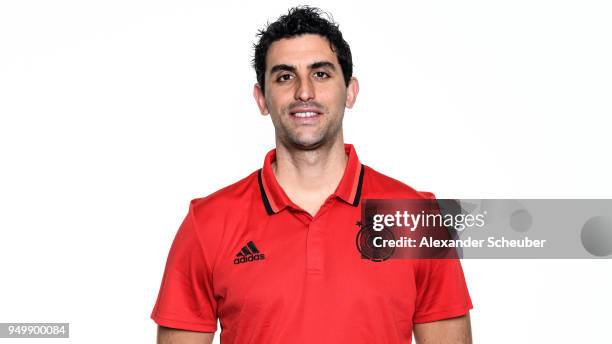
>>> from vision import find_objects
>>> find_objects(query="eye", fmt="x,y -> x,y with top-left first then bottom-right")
313,71 -> 329,79
277,74 -> 294,82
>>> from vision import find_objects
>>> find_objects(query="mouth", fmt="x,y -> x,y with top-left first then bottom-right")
289,108 -> 324,122
291,111 -> 321,118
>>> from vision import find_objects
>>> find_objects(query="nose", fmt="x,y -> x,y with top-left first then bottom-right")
294,76 -> 315,101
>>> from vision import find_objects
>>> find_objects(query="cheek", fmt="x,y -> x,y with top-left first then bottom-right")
266,90 -> 292,112
319,84 -> 348,109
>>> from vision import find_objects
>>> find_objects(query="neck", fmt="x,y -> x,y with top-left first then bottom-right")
272,136 -> 348,214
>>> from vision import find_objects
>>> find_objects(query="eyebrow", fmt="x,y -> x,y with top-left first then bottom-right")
269,61 -> 337,75
310,61 -> 336,70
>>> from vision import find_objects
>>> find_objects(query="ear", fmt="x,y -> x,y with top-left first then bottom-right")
253,83 -> 269,115
345,76 -> 359,109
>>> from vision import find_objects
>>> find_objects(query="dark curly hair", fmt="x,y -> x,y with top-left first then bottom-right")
252,6 -> 353,94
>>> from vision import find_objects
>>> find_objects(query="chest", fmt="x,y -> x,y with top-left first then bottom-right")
211,203 -> 419,324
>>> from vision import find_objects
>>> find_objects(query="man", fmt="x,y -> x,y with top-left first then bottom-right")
151,6 -> 472,343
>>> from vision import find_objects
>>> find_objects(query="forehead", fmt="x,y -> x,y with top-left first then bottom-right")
266,34 -> 340,71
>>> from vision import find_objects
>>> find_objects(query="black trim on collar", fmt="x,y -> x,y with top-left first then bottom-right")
351,164 -> 365,206
257,169 -> 274,215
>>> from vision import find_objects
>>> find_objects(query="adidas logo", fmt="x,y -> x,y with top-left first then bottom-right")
233,241 -> 265,265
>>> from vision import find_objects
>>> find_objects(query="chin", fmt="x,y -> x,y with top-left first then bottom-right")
280,127 -> 334,150
287,137 -> 326,150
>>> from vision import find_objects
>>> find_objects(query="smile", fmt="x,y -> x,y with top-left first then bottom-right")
292,111 -> 320,118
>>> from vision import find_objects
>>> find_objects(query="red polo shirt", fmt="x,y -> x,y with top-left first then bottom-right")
151,144 -> 473,343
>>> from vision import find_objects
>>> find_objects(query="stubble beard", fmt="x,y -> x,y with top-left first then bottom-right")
277,112 -> 344,151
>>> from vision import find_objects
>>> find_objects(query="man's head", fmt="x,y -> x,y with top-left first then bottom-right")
252,6 -> 359,150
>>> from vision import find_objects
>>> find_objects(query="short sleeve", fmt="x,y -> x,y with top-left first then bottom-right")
413,258 -> 473,324
150,202 -> 218,332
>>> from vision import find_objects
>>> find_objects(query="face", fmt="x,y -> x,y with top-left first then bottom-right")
254,34 -> 359,150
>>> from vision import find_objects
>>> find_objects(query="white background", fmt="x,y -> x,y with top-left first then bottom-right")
1,0 -> 611,343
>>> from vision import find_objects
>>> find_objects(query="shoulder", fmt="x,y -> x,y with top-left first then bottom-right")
362,165 -> 436,200
188,169 -> 260,217
179,170 -> 261,263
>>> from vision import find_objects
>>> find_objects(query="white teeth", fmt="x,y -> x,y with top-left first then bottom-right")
293,111 -> 318,118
